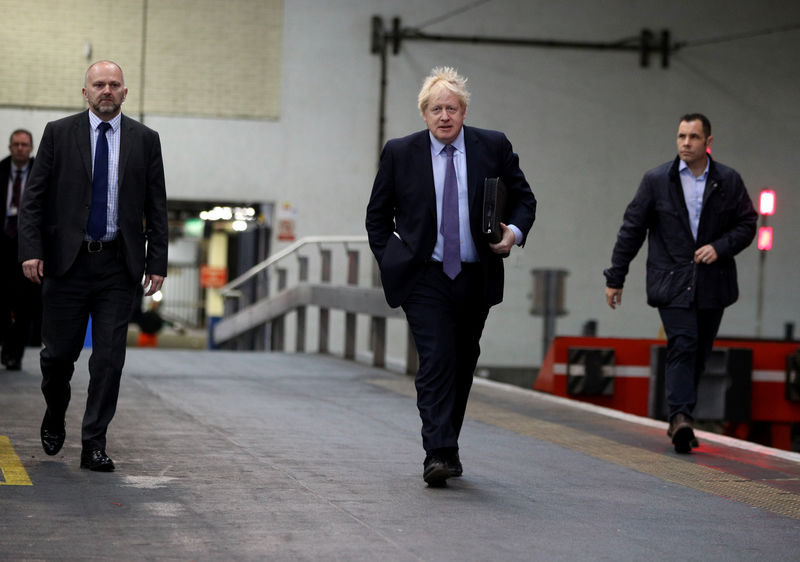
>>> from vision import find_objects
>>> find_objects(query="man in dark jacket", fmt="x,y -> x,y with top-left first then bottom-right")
19,61 -> 168,471
366,67 -> 536,485
1,129 -> 40,370
604,113 -> 757,453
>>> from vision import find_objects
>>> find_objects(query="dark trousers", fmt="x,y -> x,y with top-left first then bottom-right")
0,233 -> 41,364
40,244 -> 136,450
658,305 -> 724,420
402,262 -> 489,453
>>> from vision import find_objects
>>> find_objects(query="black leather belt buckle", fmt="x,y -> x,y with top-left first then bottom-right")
86,240 -> 104,253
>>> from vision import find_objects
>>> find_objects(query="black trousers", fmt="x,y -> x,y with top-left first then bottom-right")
40,243 -> 136,450
402,262 -> 489,453
658,305 -> 724,420
0,233 -> 41,364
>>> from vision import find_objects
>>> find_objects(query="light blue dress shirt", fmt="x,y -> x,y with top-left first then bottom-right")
428,129 -> 522,263
678,157 -> 709,241
429,129 -> 478,263
88,111 -> 122,242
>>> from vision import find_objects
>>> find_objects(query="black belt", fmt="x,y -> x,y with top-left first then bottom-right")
82,239 -> 118,253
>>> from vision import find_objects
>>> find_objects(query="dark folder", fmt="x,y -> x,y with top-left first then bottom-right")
482,177 -> 506,243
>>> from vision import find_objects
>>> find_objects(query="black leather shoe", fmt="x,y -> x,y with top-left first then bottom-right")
40,418 -> 65,456
446,451 -> 463,477
80,449 -> 115,472
3,358 -> 21,371
423,454 -> 452,486
668,413 -> 696,454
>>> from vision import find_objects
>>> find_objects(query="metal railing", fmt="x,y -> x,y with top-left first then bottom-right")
162,264 -> 204,328
213,235 -> 417,372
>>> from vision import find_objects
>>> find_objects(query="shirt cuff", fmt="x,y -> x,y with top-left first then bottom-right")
508,224 -> 523,246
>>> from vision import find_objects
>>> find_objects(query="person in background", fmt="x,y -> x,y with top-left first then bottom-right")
1,129 -> 41,371
604,113 -> 756,453
136,299 -> 164,348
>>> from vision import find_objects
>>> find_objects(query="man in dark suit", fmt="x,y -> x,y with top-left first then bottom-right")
1,129 -> 40,370
604,114 -> 756,453
366,67 -> 537,486
19,60 -> 168,471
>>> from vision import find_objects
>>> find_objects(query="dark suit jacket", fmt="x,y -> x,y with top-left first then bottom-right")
1,155 -> 33,241
19,111 -> 168,281
366,125 -> 537,308
604,155 -> 757,309
2,156 -> 33,273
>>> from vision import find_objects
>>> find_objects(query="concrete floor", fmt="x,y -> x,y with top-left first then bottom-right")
1,349 -> 799,561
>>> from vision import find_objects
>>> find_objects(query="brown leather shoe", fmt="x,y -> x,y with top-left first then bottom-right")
668,413 -> 696,454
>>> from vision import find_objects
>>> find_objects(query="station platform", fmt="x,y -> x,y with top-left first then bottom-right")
1,349 -> 799,561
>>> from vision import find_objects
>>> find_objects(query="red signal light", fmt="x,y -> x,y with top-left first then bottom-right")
759,189 -> 775,216
757,226 -> 773,251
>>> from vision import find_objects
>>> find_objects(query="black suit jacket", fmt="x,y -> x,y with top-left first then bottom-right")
604,155 -> 757,309
19,111 -> 168,281
366,125 -> 536,308
1,155 -> 33,239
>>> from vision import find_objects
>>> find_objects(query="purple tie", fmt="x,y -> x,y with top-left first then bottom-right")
88,121 -> 111,241
441,144 -> 461,279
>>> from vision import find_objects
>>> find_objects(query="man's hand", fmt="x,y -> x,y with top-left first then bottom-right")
143,274 -> 165,296
489,223 -> 515,255
605,287 -> 622,310
22,259 -> 44,284
694,244 -> 718,264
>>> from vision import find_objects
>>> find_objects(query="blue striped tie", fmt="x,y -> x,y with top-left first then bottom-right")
88,121 -> 111,241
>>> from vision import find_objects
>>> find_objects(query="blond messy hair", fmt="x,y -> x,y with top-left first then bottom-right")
417,66 -> 470,114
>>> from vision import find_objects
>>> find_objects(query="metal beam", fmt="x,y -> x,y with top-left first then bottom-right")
373,16 -> 675,67
371,15 -> 674,160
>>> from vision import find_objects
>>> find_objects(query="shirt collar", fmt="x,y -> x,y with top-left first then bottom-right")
678,156 -> 709,178
429,127 -> 466,156
88,110 -> 122,132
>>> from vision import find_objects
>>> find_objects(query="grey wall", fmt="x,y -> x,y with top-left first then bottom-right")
3,0 -> 798,367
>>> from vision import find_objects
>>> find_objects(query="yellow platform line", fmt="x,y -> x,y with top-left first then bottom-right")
370,376 -> 800,521
0,435 -> 33,486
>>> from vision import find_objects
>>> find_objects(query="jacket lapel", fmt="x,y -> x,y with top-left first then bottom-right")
463,126 -> 481,217
0,160 -> 8,208
118,115 -> 133,190
703,158 -> 720,205
668,157 -> 695,239
412,131 -> 437,226
75,111 -> 92,181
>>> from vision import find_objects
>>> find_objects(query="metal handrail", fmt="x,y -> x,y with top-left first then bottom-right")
219,234 -> 369,297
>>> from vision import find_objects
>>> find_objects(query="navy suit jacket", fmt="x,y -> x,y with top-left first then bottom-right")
19,110 -> 168,281
366,125 -> 536,308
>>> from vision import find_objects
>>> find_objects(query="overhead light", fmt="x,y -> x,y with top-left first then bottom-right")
198,206 -> 256,222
